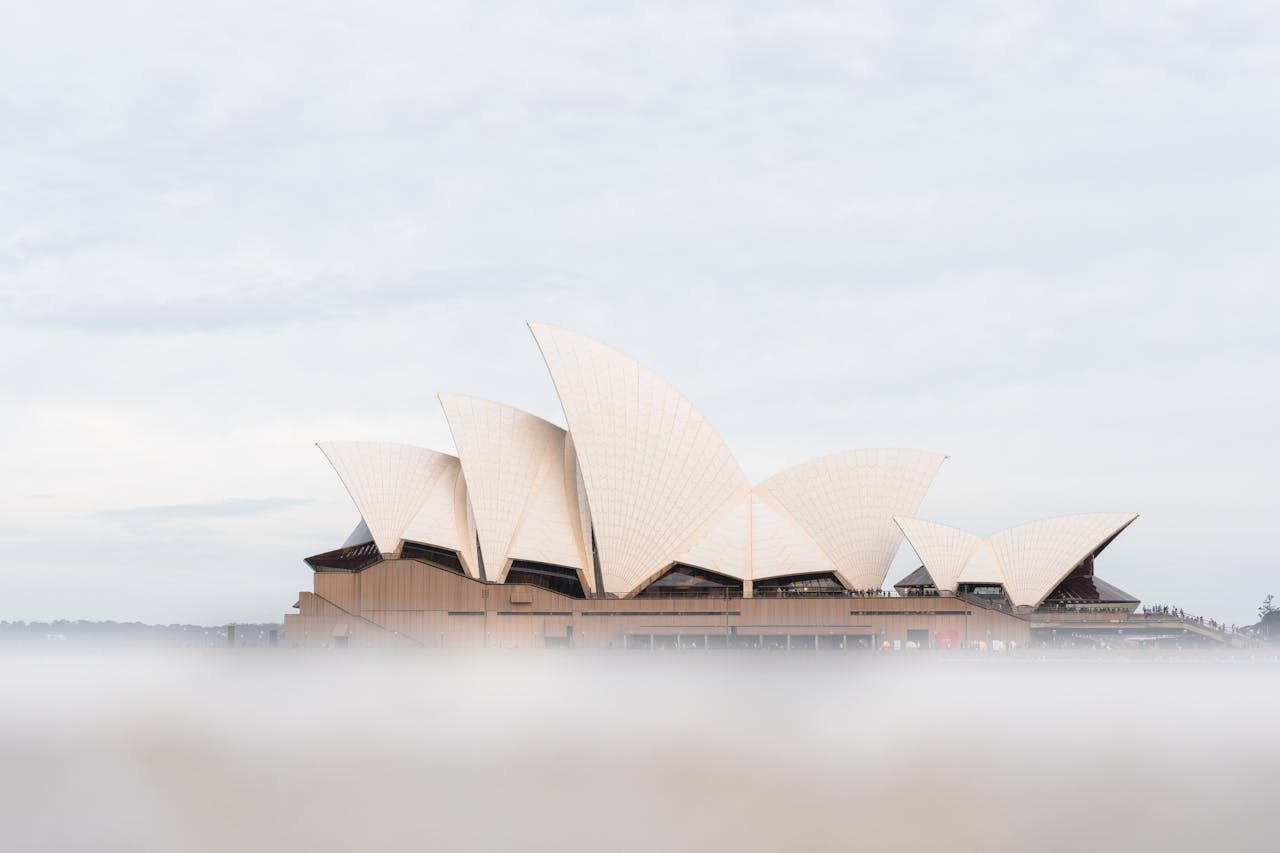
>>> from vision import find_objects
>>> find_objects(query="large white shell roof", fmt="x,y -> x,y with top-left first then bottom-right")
992,513 -> 1138,607
530,322 -> 753,596
759,449 -> 946,591
313,323 -> 1135,601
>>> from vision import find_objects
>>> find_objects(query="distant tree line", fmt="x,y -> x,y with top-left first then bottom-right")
1246,594 -> 1278,642
0,620 -> 283,648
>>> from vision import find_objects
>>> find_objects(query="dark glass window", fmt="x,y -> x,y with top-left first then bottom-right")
505,560 -> 586,599
754,572 -> 846,596
1038,558 -> 1138,612
635,564 -> 743,598
958,583 -> 1009,602
400,541 -> 466,575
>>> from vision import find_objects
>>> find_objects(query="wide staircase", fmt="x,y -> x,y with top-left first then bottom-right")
1032,609 -> 1260,648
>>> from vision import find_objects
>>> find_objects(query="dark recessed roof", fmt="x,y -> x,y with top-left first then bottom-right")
1044,573 -> 1138,604
894,565 -> 935,588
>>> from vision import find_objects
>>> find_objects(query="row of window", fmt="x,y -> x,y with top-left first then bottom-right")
311,543 -> 1034,602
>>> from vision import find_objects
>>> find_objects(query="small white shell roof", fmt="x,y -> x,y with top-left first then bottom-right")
896,512 -> 1139,607
318,441 -> 460,555
893,517 -> 982,592
759,449 -> 946,590
957,541 -> 1003,585
530,322 -> 751,596
991,513 -> 1138,608
440,394 -> 589,583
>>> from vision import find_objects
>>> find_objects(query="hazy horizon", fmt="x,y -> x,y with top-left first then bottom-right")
3,651 -> 1277,852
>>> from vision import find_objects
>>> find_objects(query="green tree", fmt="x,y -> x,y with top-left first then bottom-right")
1260,594 -> 1275,622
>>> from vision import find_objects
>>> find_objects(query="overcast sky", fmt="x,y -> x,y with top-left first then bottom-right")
2,1 -> 1277,626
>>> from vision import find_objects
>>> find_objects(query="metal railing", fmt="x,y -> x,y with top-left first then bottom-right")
628,587 -> 896,600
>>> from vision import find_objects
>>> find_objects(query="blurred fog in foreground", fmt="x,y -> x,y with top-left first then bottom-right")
1,651 -> 1275,853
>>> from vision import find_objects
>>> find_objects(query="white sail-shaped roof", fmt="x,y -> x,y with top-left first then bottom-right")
400,459 -> 462,551
392,453 -> 486,578
759,449 -> 946,590
990,513 -> 1138,608
318,442 -> 460,555
894,517 -> 982,593
672,495 -> 751,580
457,472 -> 480,576
897,512 -> 1139,607
749,490 -> 840,581
564,434 -> 595,588
956,541 -> 1003,585
530,323 -> 751,596
440,394 -> 589,584
311,324 -> 1138,611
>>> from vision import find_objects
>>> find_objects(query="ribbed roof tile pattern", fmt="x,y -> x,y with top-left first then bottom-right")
760,449 -> 946,590
310,325 -> 1136,608
990,513 -> 1138,607
673,495 -> 751,580
440,394 -> 585,583
897,512 -> 1139,606
564,436 -> 597,595
459,479 -> 480,576
318,441 -> 459,555
957,541 -> 1003,585
749,491 -> 840,581
530,323 -> 751,596
894,518 -> 982,593
401,458 -> 464,549
507,436 -> 590,577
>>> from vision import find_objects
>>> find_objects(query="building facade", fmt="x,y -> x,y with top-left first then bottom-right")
286,323 -> 1175,650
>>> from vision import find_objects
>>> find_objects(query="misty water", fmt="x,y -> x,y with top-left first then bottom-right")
1,650 -> 1275,852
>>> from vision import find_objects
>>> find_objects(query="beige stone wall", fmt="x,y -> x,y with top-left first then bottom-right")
286,559 -> 1032,650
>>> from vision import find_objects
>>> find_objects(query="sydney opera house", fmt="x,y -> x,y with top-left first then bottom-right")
285,323 -> 1194,650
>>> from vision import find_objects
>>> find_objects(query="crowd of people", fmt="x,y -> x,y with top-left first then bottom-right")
754,586 -> 891,598
1142,604 -> 1238,634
